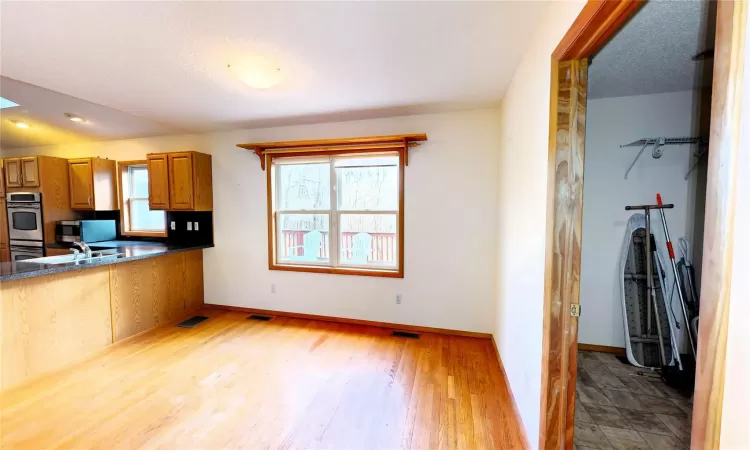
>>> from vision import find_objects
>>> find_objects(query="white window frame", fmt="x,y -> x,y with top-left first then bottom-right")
270,153 -> 401,275
119,162 -> 167,237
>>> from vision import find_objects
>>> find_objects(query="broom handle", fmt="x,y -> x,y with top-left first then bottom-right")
656,193 -> 697,357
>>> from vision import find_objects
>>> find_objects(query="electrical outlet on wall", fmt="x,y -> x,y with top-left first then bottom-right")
187,222 -> 193,231
271,284 -> 276,294
194,222 -> 199,231
396,294 -> 402,305
170,221 -> 176,231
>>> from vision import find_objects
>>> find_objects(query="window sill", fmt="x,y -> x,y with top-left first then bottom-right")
269,263 -> 403,278
121,231 -> 168,238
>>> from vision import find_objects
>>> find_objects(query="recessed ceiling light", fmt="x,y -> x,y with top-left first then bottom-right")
0,97 -> 19,109
65,113 -> 85,122
228,55 -> 283,89
12,121 -> 30,129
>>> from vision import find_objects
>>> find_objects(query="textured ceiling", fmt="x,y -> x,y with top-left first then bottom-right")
0,1 -> 549,133
588,0 -> 715,99
0,77 -> 184,149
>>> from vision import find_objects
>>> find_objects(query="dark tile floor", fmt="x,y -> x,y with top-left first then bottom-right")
574,350 -> 692,450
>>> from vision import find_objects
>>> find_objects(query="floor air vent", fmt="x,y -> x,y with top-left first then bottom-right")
248,315 -> 274,322
177,316 -> 209,328
392,330 -> 420,339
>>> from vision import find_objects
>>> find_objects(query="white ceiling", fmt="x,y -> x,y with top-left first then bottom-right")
588,0 -> 715,99
0,77 -> 185,149
0,1 -> 550,134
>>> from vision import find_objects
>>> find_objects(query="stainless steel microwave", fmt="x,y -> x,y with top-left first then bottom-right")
56,220 -> 117,244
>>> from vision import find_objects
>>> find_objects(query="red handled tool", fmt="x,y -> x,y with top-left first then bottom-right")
655,193 -> 697,357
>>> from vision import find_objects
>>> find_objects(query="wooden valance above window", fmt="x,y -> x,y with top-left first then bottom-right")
237,133 -> 428,170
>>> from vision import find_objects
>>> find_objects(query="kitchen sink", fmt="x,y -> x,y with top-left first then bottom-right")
26,249 -> 125,265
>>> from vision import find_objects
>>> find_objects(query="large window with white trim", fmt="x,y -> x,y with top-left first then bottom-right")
270,153 -> 402,276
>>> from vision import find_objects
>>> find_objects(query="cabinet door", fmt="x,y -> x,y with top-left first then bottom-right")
5,158 -> 22,188
20,157 -> 40,187
168,153 -> 194,210
68,159 -> 95,209
147,154 -> 170,210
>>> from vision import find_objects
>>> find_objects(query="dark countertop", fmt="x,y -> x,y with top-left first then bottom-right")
1,243 -> 213,282
45,240 -> 168,249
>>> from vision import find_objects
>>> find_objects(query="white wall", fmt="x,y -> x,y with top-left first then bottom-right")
579,91 -> 707,351
2,108 -> 502,334
494,1 -> 585,448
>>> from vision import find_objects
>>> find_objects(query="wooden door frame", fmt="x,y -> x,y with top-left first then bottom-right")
539,1 -> 745,449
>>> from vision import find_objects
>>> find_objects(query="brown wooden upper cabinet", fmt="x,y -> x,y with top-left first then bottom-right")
146,154 -> 170,210
147,151 -> 212,211
4,159 -> 21,188
169,153 -> 195,210
21,157 -> 40,187
4,157 -> 40,188
68,158 -> 118,210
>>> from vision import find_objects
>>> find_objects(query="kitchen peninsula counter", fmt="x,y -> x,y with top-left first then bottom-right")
0,242 -> 212,281
0,244 -> 207,392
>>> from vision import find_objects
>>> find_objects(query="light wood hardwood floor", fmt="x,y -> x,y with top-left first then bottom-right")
0,309 -> 525,449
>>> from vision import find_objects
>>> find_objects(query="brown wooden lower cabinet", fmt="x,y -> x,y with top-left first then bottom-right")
110,250 -> 204,341
1,266 -> 112,390
0,250 -> 204,392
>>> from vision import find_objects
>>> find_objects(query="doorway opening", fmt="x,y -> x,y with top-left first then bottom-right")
538,0 -> 746,449
573,2 -> 714,448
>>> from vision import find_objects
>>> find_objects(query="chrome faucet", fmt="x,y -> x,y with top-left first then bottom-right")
71,241 -> 92,259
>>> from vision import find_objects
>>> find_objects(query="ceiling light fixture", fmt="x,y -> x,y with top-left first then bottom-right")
228,55 -> 283,89
12,121 -> 30,129
65,113 -> 85,122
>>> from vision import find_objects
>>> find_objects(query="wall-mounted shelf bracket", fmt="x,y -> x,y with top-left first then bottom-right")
621,137 -> 704,180
684,143 -> 709,180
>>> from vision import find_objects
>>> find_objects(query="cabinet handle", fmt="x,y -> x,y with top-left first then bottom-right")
87,196 -> 91,206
